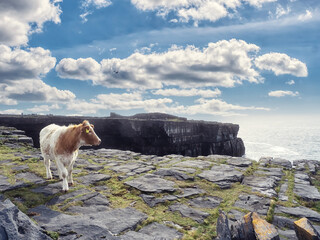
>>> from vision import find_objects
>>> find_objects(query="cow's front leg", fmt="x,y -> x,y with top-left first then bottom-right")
67,162 -> 74,186
56,160 -> 69,192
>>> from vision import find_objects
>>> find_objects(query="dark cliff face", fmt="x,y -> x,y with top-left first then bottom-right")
0,114 -> 245,157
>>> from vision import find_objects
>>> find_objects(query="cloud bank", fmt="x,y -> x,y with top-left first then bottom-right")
0,0 -> 62,46
268,90 -> 299,97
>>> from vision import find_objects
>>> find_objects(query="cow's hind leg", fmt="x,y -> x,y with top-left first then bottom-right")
43,155 -> 52,180
56,160 -> 69,192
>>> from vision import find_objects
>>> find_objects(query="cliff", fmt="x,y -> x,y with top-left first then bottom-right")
0,113 -> 245,157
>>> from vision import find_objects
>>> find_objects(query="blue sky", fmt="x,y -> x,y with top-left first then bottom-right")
0,0 -> 319,123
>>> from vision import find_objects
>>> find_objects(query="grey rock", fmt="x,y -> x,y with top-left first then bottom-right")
18,136 -> 34,145
259,157 -> 292,169
198,166 -> 243,188
242,175 -> 277,189
216,211 -> 231,240
294,184 -> 320,201
275,206 -> 320,222
77,173 -> 111,185
273,216 -> 295,230
188,196 -> 222,209
174,160 -> 212,169
307,162 -> 317,174
177,187 -> 205,198
226,157 -> 253,167
30,205 -> 146,236
32,182 -> 62,195
15,172 -> 45,184
139,222 -> 183,239
234,194 -> 270,215
228,210 -> 245,222
84,164 -> 104,171
154,168 -> 194,181
140,194 -> 177,207
169,167 -> 197,174
169,203 -> 209,223
278,182 -> 289,201
48,188 -> 93,205
125,174 -> 176,193
11,165 -> 29,171
0,174 -> 27,191
120,231 -> 154,240
0,198 -> 51,240
257,167 -> 284,178
278,229 -> 298,240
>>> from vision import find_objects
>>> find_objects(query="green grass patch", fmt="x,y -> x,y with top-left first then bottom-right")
45,231 -> 59,240
244,161 -> 259,176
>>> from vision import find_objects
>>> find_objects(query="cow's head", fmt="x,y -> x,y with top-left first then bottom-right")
80,120 -> 101,146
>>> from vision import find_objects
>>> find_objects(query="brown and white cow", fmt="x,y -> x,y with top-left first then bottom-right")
39,120 -> 101,191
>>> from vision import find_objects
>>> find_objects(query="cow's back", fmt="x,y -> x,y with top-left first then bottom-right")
40,124 -> 62,155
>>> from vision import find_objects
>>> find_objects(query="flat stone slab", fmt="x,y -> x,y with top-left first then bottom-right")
125,174 -> 176,193
15,172 -> 45,184
140,194 -> 177,207
234,194 -> 270,216
188,196 -> 222,209
77,173 -> 111,185
120,231 -> 154,240
226,157 -> 253,167
242,175 -> 277,189
198,166 -> 243,188
174,160 -> 212,169
153,168 -> 194,181
294,184 -> 320,201
28,205 -> 118,239
31,182 -> 62,195
138,222 -> 183,239
0,175 -> 27,191
275,206 -> 320,222
11,165 -> 29,171
278,182 -> 289,201
169,203 -> 209,223
30,205 -> 147,236
177,187 -> 205,198
48,188 -> 92,205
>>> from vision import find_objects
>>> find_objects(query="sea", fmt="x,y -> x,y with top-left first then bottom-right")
237,118 -> 320,162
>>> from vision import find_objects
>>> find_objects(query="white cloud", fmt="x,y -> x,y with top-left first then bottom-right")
130,0 -> 276,23
273,4 -> 291,19
255,52 -> 307,77
80,0 -> 112,22
298,10 -> 312,21
0,0 -> 62,46
268,90 -> 299,97
0,45 -> 56,82
65,91 -> 269,116
0,109 -> 23,115
56,58 -> 101,82
82,0 -> 112,9
152,88 -> 221,98
286,80 -> 295,85
0,79 -> 76,104
56,39 -> 262,89
27,103 -> 60,113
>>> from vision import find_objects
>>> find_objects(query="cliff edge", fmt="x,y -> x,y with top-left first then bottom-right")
0,113 -> 245,157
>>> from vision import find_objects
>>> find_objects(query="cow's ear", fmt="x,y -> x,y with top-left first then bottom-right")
82,120 -> 88,126
90,124 -> 94,129
81,125 -> 90,133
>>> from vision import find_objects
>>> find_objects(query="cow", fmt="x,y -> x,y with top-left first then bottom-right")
39,120 -> 101,192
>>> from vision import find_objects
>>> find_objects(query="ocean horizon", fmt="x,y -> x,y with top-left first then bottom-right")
238,119 -> 320,162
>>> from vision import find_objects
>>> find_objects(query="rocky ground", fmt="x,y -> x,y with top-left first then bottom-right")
1,126 -> 320,240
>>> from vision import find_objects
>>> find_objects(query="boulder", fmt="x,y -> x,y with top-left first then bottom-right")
251,212 -> 280,240
0,198 -> 51,240
294,217 -> 320,240
216,210 -> 232,240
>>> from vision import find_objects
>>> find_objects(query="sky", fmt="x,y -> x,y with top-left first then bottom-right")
0,0 -> 319,123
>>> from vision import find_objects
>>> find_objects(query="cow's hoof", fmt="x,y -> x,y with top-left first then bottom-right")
62,190 -> 68,193
68,182 -> 74,187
